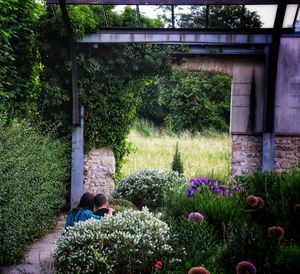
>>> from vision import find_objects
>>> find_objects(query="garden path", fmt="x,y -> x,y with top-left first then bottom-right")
0,214 -> 66,274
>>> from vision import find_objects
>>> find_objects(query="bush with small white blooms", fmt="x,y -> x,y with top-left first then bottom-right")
54,208 -> 174,273
113,168 -> 186,210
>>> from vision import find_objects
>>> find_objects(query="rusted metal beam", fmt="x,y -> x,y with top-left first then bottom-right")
77,30 -> 273,44
46,0 -> 300,6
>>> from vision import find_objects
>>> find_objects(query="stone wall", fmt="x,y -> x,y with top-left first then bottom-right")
275,136 -> 300,174
231,135 -> 262,176
83,148 -> 115,196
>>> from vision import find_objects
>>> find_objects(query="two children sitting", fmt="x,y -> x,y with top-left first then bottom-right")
65,192 -> 115,228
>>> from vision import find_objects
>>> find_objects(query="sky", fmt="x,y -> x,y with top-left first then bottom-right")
114,4 -> 300,28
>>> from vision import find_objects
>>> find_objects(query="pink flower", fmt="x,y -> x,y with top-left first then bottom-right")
246,195 -> 264,208
188,212 -> 204,222
246,195 -> 259,208
256,197 -> 265,208
294,204 -> 300,215
236,261 -> 257,274
154,260 -> 163,269
267,226 -> 285,240
188,266 -> 210,274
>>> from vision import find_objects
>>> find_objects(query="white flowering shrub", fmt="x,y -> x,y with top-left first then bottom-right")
113,169 -> 186,210
54,208 -> 174,274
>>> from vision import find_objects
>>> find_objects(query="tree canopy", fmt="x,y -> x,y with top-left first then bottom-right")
171,5 -> 262,28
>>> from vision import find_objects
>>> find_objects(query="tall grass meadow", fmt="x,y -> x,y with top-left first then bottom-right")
122,119 -> 231,179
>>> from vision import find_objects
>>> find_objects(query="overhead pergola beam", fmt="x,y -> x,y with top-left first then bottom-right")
78,30 -> 273,44
46,0 -> 299,5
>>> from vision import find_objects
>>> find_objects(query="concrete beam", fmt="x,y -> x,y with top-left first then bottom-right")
78,30 -> 273,45
46,1 -> 300,6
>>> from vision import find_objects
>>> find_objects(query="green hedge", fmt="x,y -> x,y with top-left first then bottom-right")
0,122 -> 70,265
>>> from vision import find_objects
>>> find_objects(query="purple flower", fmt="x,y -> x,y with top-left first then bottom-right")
208,178 -> 216,185
200,176 -> 208,185
188,185 -> 197,198
190,178 -> 201,186
188,212 -> 204,222
214,186 -> 221,193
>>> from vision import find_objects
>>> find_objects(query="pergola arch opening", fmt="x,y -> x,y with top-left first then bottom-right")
46,0 -> 300,206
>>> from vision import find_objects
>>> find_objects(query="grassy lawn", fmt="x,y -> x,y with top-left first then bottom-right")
121,123 -> 231,179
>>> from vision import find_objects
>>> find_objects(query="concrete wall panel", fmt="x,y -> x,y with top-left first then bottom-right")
275,38 -> 300,134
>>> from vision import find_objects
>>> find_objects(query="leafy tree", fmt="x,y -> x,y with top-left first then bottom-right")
178,5 -> 262,28
158,70 -> 231,133
0,0 -> 42,121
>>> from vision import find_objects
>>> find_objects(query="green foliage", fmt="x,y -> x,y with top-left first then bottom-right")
54,209 -> 175,273
137,82 -> 166,126
158,70 -> 231,133
131,118 -> 173,138
108,198 -> 136,212
166,216 -> 218,271
275,244 -> 300,274
0,121 -> 70,265
240,170 -> 300,237
163,183 -> 244,238
178,5 -> 262,28
219,223 -> 279,274
113,169 -> 186,210
37,7 -> 172,169
0,0 -> 42,120
171,142 -> 184,175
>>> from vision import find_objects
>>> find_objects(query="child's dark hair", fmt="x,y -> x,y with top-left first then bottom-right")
77,192 -> 95,211
94,193 -> 108,208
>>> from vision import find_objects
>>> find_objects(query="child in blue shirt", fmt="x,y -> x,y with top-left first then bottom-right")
65,192 -> 102,228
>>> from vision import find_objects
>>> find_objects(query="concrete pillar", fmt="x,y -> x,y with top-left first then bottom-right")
71,106 -> 84,208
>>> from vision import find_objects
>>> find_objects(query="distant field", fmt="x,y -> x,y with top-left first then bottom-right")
121,126 -> 231,179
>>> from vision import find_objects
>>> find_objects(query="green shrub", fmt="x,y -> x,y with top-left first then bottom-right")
275,244 -> 300,274
240,170 -> 300,237
219,223 -> 279,274
113,169 -> 186,210
54,208 -> 175,274
108,198 -> 136,212
166,216 -> 218,272
171,142 -> 184,175
0,122 -> 69,265
163,182 -> 244,238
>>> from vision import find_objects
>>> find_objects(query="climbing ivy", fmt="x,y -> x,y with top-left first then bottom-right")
0,0 -> 42,120
37,6 -> 172,170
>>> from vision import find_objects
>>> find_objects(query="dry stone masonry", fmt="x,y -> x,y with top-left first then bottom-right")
275,136 -> 300,174
231,135 -> 262,176
83,148 -> 115,196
